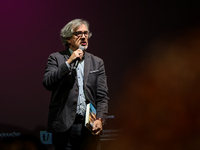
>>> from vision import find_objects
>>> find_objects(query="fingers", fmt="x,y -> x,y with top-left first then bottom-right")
93,129 -> 101,135
92,120 -> 102,135
67,49 -> 84,64
75,49 -> 84,60
92,127 -> 102,135
72,49 -> 83,60
75,36 -> 82,46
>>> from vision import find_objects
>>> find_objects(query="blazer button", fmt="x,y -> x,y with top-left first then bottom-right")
74,101 -> 77,104
75,89 -> 78,92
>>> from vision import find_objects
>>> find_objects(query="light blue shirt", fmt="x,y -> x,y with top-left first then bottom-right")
66,48 -> 86,116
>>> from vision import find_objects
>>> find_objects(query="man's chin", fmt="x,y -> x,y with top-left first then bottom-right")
83,45 -> 88,50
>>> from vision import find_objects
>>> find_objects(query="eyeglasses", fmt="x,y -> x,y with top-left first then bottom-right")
73,31 -> 90,37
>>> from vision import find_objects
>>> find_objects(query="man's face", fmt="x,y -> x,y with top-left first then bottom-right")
67,24 -> 89,51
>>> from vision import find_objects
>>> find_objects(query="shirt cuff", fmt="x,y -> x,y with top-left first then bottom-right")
65,61 -> 71,69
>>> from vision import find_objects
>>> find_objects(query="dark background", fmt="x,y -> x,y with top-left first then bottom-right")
1,0 -> 200,149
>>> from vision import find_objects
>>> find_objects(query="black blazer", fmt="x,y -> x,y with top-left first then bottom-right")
43,49 -> 109,133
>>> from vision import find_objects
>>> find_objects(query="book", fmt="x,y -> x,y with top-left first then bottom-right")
85,103 -> 96,132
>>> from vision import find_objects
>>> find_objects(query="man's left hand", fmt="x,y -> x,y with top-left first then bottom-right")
92,120 -> 102,135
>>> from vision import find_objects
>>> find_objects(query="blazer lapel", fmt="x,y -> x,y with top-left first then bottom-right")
62,48 -> 70,61
84,52 -> 90,87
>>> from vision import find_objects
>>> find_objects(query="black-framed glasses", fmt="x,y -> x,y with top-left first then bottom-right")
73,31 -> 89,37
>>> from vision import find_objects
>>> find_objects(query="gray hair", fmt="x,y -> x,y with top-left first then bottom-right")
60,19 -> 92,47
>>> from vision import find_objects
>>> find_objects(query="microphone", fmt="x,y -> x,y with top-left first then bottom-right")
73,46 -> 85,70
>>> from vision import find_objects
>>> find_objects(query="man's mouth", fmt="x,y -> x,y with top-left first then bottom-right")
81,42 -> 87,46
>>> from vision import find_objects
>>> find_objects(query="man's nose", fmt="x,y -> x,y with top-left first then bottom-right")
81,33 -> 86,38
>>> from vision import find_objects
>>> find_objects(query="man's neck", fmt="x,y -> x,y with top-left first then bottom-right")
69,46 -> 77,51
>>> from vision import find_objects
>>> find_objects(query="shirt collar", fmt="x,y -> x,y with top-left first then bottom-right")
69,48 -> 73,55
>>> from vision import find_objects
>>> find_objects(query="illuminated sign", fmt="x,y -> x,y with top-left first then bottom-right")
0,131 -> 20,138
40,131 -> 52,145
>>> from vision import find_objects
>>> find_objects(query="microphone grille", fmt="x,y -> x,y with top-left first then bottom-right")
79,46 -> 85,51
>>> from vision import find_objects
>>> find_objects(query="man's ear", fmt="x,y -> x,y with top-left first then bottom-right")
66,37 -> 71,44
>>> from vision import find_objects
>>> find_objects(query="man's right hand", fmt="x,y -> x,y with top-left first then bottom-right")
67,49 -> 84,65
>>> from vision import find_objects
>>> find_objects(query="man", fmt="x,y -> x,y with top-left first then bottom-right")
43,19 -> 109,150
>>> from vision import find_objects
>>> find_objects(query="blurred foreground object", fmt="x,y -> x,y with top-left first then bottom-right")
108,27 -> 200,150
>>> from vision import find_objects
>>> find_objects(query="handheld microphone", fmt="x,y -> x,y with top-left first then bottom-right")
73,46 -> 85,70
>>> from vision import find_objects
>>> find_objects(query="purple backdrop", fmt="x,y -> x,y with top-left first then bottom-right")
0,0 -> 139,133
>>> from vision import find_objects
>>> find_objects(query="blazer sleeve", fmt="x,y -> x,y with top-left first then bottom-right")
96,59 -> 109,122
43,53 -> 71,91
